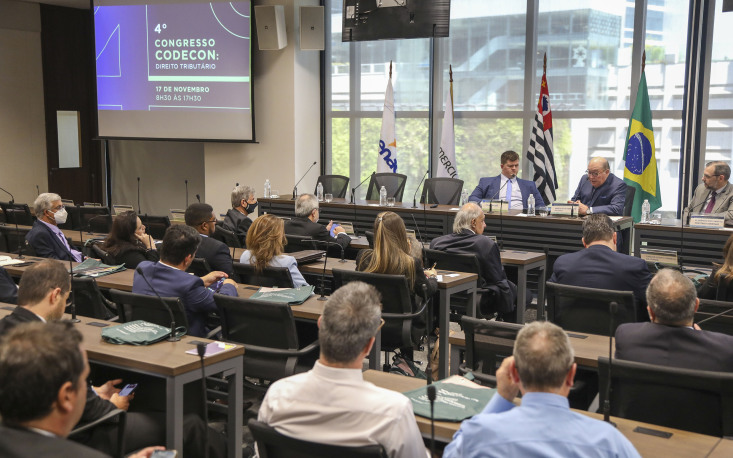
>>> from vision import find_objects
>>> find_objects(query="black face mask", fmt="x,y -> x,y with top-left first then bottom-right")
245,201 -> 258,214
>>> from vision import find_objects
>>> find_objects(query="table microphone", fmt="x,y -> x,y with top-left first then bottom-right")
0,185 -> 15,204
293,161 -> 317,199
196,342 -> 210,458
185,179 -> 189,208
135,267 -> 180,341
65,245 -> 80,323
36,185 -> 40,197
489,174 -> 514,213
196,194 -> 201,203
413,170 -> 429,209
351,172 -> 374,205
137,177 -> 141,214
603,301 -> 617,426
427,384 -> 436,458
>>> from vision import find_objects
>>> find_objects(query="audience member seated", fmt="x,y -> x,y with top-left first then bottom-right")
239,214 -> 309,288
185,203 -> 236,279
698,233 -> 733,301
616,268 -> 733,371
549,214 -> 652,312
443,321 -> 640,458
133,225 -> 238,338
284,193 -> 350,251
430,202 -> 517,319
221,184 -> 257,246
257,281 -> 428,458
0,266 -> 18,304
25,192 -> 83,261
101,211 -> 159,269
0,321 -> 164,458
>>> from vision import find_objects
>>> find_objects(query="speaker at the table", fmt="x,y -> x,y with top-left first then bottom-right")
299,6 -> 324,51
255,5 -> 287,50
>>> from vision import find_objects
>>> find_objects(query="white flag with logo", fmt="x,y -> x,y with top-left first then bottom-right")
437,86 -> 458,178
378,77 -> 397,173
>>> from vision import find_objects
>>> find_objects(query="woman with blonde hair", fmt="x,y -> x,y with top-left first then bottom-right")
698,233 -> 733,301
239,214 -> 309,287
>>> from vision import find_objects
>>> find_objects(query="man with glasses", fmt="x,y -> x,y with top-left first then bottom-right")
683,161 -> 733,225
569,157 -> 627,216
26,193 -> 84,261
185,203 -> 237,280
468,150 -> 545,210
258,281 -> 428,458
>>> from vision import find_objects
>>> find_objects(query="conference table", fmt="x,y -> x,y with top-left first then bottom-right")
0,306 -> 244,458
634,220 -> 732,269
363,370 -> 723,456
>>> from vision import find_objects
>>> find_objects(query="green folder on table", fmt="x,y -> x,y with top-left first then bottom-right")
249,285 -> 315,305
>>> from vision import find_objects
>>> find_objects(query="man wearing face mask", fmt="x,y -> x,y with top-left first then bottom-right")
284,193 -> 351,252
221,184 -> 257,246
26,193 -> 84,261
185,203 -> 237,280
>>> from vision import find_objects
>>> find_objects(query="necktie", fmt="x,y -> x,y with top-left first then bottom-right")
705,192 -> 717,213
505,180 -> 512,210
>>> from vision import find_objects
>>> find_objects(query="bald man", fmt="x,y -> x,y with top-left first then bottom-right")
569,157 -> 627,216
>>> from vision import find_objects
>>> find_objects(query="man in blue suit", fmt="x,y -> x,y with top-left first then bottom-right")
133,224 -> 238,337
570,157 -> 627,216
468,150 -> 545,209
25,193 -> 83,261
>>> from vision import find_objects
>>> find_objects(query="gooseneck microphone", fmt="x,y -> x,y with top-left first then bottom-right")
412,170 -> 429,209
696,304 -> 733,327
293,161 -> 318,199
489,174 -> 515,213
603,301 -> 617,426
196,194 -> 201,203
185,179 -> 189,208
680,191 -> 714,271
137,177 -> 141,214
0,186 -> 15,204
351,172 -> 374,205
427,384 -> 436,458
196,342 -> 210,458
135,267 -> 180,341
36,185 -> 40,197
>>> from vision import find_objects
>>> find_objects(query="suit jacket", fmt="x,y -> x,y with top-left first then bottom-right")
549,244 -> 652,320
132,261 -> 238,337
196,234 -> 235,278
683,182 -> 733,226
570,173 -> 627,216
221,208 -> 252,246
25,220 -> 76,260
284,216 -> 351,251
0,425 -> 109,458
0,267 -> 18,304
615,322 -> 733,372
468,175 -> 546,208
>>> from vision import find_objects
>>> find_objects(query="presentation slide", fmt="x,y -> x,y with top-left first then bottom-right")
93,0 -> 253,141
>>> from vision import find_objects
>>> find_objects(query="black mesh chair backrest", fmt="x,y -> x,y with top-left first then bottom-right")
365,173 -> 407,202
332,269 -> 418,351
697,298 -> 733,336
316,175 -> 350,199
598,357 -> 733,437
139,215 -> 171,240
214,295 -> 303,381
460,316 -> 522,386
232,262 -> 294,288
1,226 -> 34,256
71,277 -> 116,320
108,289 -> 188,330
714,275 -> 733,302
91,243 -> 117,266
187,257 -> 213,277
285,234 -> 315,253
62,205 -> 82,230
0,202 -> 34,226
249,420 -> 387,458
545,282 -> 637,336
79,206 -> 112,233
212,226 -> 242,248
365,231 -> 374,249
622,186 -> 636,217
424,248 -> 482,279
421,178 -> 464,205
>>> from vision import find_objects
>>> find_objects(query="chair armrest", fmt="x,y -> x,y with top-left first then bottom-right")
457,364 -> 497,388
242,343 -> 317,358
69,408 -> 126,436
382,299 -> 428,322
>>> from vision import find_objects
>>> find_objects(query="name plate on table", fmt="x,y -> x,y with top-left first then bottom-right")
169,209 -> 186,221
481,200 -> 507,212
689,214 -> 725,228
640,248 -> 678,266
550,203 -> 578,216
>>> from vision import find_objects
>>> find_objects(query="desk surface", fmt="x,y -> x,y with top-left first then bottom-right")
362,370 -> 722,456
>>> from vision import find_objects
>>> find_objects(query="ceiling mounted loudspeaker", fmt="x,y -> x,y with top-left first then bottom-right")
255,5 -> 287,50
300,6 -> 324,51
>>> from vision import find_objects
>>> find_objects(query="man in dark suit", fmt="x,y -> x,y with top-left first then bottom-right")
570,157 -> 627,216
468,150 -> 545,209
133,224 -> 238,338
284,193 -> 351,252
0,321 -> 163,458
221,184 -> 256,246
0,266 -> 18,304
549,214 -> 651,320
185,202 -> 236,279
25,192 -> 83,261
430,203 -> 517,318
616,269 -> 733,372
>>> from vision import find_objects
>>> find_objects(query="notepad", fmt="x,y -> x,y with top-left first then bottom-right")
185,341 -> 238,357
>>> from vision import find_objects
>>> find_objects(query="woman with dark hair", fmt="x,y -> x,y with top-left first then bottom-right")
698,233 -> 733,301
239,214 -> 309,287
101,211 -> 159,269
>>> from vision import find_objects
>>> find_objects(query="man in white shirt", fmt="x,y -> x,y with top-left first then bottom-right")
257,281 -> 428,458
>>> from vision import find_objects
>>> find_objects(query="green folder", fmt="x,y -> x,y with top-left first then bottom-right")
404,378 -> 496,422
249,285 -> 316,305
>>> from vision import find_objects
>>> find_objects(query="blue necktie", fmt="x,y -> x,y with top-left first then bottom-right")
506,180 -> 512,210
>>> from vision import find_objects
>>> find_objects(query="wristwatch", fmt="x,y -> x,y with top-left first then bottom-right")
587,207 -> 593,215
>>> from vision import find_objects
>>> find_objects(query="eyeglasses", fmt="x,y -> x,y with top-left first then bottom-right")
585,170 -> 606,178
50,205 -> 65,211
377,318 -> 385,331
703,174 -> 721,179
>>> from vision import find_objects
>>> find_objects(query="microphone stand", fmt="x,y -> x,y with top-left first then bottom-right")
135,267 -> 180,341
196,342 -> 210,458
413,170 -> 429,209
293,161 -> 318,200
68,248 -> 80,323
185,179 -> 189,208
316,240 -> 330,301
603,301 -> 617,426
351,172 -> 374,205
488,175 -> 513,213
13,217 -> 24,259
422,284 -> 433,384
498,201 -> 505,252
427,384 -> 436,458
137,177 -> 141,214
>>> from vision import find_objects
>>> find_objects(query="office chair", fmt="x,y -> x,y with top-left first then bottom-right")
212,226 -> 242,248
622,186 -> 636,217
0,226 -> 34,256
69,409 -> 127,458
315,174 -> 350,199
232,262 -> 294,288
0,202 -> 33,226
598,356 -> 733,437
139,214 -> 171,240
108,289 -> 188,332
365,230 -> 375,249
186,257 -> 213,277
421,178 -> 464,205
696,298 -> 733,336
71,277 -> 117,320
90,243 -> 117,266
248,420 -> 387,458
285,234 -> 315,253
365,173 -> 407,202
79,206 -> 112,233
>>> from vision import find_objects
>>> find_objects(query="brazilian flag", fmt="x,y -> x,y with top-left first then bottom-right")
623,72 -> 661,223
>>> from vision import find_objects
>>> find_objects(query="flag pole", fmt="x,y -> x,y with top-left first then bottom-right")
449,64 -> 454,124
389,60 -> 392,79
543,52 -> 547,75
641,50 -> 645,75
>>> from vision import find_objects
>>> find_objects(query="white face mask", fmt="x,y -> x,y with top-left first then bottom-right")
52,208 -> 68,224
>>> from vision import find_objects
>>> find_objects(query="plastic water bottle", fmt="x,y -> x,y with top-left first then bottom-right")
264,179 -> 271,198
460,189 -> 469,206
641,199 -> 650,223
316,182 -> 324,202
379,186 -> 387,206
527,194 -> 536,216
